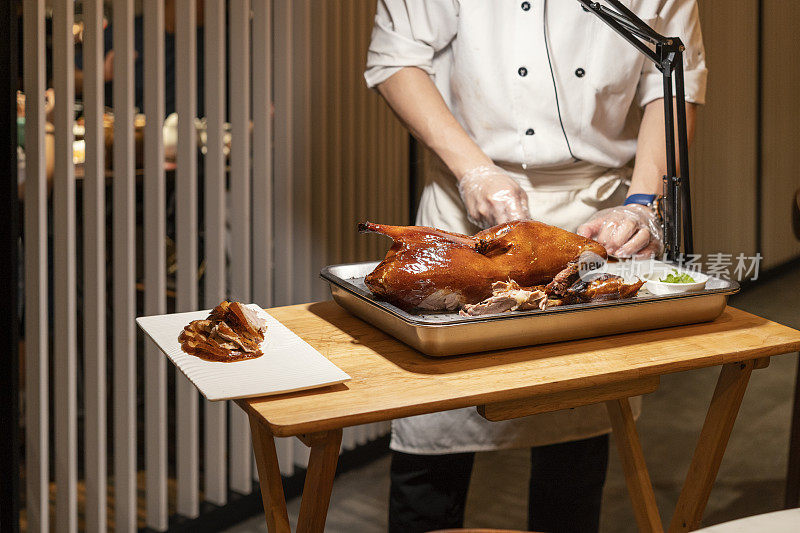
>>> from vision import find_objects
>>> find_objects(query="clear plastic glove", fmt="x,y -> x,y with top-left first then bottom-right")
577,204 -> 664,258
457,165 -> 531,229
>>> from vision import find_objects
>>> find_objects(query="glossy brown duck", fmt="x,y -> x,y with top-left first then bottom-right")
359,220 -> 619,312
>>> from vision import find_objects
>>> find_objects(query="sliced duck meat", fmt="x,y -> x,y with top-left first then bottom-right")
226,302 -> 267,342
178,301 -> 268,362
210,321 -> 261,352
460,280 -> 547,316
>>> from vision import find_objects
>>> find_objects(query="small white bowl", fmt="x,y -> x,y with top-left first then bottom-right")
643,269 -> 708,295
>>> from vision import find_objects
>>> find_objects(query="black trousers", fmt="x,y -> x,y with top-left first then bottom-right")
388,434 -> 609,533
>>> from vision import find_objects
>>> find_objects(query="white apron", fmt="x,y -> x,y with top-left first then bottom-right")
390,159 -> 642,454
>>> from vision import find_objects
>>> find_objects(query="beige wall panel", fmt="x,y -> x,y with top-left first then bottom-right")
689,2 -> 759,260
761,0 -> 800,268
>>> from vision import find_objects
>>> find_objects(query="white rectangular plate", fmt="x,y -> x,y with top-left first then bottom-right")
136,305 -> 351,401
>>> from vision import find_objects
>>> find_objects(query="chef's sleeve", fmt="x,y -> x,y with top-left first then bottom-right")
364,0 -> 459,89
636,0 -> 708,107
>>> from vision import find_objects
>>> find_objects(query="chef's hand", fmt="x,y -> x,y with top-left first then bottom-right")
458,165 -> 531,229
577,204 -> 664,259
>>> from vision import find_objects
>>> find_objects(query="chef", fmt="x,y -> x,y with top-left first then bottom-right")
365,1 -> 706,532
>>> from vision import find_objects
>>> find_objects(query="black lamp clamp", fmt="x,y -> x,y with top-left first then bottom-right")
576,0 -> 693,261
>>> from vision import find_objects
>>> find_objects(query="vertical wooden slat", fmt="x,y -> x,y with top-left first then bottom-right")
52,1 -> 78,530
354,1 -> 366,263
390,106 -> 398,226
384,99 -> 391,226
360,5 -> 377,446
229,0 -> 253,494
387,107 -> 396,225
204,0 -> 229,507
389,106 -> 398,225
273,0 -> 293,307
345,1 -> 357,263
372,21 -> 383,256
228,0 -> 251,305
340,0 -> 357,452
385,107 -> 395,226
310,0 -> 327,301
252,0 -> 273,308
328,2 -> 343,268
395,111 -> 405,224
82,1 -> 107,531
291,0 -> 312,303
384,101 -> 392,226
400,117 -> 410,224
143,0 -> 169,528
113,0 -> 138,530
363,4 -> 376,261
270,3 -> 298,470
355,0 -> 366,263
376,92 -> 386,233
23,1 -> 49,530
390,109 -> 398,224
395,115 -> 405,224
175,0 -> 200,517
403,116 -> 410,223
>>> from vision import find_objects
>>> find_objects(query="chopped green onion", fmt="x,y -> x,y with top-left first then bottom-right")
659,269 -> 696,283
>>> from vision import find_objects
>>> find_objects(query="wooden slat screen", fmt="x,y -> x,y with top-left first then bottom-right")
111,0 -> 138,530
81,1 -> 108,531
19,0 -> 404,528
174,0 -> 201,519
228,0 -> 255,495
52,0 -> 78,531
143,0 -> 169,528
203,0 -> 230,508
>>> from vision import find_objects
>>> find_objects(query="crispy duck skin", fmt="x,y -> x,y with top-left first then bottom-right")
359,220 -> 608,312
566,273 -> 645,303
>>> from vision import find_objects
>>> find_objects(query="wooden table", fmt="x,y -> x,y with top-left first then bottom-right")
236,302 -> 800,533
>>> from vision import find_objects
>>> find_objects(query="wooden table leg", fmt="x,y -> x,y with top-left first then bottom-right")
249,413 -> 291,533
606,398 -> 664,533
784,353 -> 800,508
248,416 -> 343,533
667,360 -> 755,533
296,428 -> 343,533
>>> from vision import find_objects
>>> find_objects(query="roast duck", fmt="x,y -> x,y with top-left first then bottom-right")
178,301 -> 267,361
359,220 -> 643,315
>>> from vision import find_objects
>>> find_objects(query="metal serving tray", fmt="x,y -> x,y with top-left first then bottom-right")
320,261 -> 739,357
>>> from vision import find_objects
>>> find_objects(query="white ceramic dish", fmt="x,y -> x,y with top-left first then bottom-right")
136,304 -> 351,401
643,269 -> 708,295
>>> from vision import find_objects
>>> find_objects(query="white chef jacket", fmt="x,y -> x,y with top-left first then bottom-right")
365,0 -> 707,169
364,0 -> 707,454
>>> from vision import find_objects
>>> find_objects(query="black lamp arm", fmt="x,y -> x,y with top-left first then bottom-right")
576,0 -> 694,260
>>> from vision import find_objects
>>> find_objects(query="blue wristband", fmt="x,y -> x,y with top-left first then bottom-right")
623,193 -> 657,206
